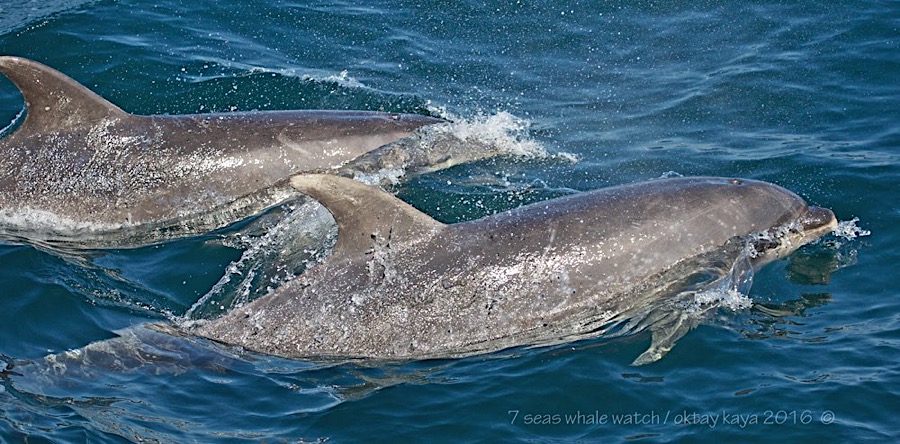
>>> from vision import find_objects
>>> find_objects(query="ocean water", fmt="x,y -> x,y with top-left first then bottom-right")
0,0 -> 897,442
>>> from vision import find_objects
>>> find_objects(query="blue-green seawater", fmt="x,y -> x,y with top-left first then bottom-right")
0,0 -> 897,442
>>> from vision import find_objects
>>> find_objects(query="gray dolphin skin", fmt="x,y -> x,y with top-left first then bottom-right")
0,56 -> 443,247
194,174 -> 837,362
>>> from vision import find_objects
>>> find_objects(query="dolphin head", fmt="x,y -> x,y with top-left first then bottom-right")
602,177 -> 837,271
748,204 -> 837,266
724,178 -> 837,266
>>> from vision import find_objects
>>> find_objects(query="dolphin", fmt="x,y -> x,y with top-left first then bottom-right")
194,174 -> 837,362
0,56 -> 445,247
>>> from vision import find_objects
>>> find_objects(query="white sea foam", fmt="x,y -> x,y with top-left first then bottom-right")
689,287 -> 754,312
353,167 -> 407,186
427,108 -> 578,161
832,217 -> 870,240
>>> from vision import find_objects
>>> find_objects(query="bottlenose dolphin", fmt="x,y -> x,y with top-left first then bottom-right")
194,174 -> 837,362
0,56 -> 445,247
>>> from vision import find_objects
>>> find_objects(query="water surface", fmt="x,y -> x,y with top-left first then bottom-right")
1,0 -> 896,441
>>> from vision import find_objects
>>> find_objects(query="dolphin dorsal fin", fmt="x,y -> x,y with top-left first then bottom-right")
0,56 -> 128,133
290,174 -> 446,258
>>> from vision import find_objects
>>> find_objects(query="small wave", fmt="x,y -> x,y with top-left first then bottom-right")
0,107 -> 24,138
248,65 -> 367,90
306,70 -> 366,89
178,58 -> 371,91
658,170 -> 684,179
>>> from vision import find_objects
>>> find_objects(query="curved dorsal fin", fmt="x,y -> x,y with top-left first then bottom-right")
0,56 -> 128,133
290,174 -> 446,258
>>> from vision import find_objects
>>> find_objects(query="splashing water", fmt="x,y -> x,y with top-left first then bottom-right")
427,109 -> 577,162
832,217 -> 871,241
444,111 -> 545,158
686,254 -> 755,313
181,199 -> 336,323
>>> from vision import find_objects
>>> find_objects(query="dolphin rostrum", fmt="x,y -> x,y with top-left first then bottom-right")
0,56 -> 445,247
194,174 -> 837,362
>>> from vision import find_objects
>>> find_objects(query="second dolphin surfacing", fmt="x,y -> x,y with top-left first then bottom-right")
194,175 -> 837,364
0,56 -> 447,248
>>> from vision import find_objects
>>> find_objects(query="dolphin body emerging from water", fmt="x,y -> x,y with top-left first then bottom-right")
195,174 -> 837,363
0,56 -> 446,247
